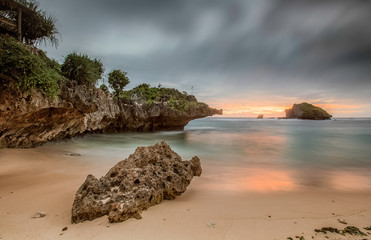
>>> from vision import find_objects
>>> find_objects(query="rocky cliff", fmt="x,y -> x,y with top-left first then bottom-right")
285,102 -> 332,120
0,81 -> 222,148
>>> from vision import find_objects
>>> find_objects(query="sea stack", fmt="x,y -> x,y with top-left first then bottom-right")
285,102 -> 332,120
257,114 -> 264,119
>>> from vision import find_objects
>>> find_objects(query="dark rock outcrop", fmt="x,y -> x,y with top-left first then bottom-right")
71,142 -> 201,223
0,81 -> 222,148
285,102 -> 332,120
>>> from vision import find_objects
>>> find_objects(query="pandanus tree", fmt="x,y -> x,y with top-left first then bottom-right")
0,0 -> 59,47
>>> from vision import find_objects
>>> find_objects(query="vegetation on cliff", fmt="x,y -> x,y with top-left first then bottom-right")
0,35 -> 62,97
108,69 -> 130,98
61,52 -> 104,86
122,83 -> 210,113
285,102 -> 332,120
0,35 -> 205,111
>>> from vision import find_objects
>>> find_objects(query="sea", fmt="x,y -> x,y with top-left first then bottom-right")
57,117 -> 371,192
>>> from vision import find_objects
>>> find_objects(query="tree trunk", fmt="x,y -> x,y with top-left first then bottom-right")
17,8 -> 22,42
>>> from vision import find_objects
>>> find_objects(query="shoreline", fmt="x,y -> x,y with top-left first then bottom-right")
1,147 -> 370,240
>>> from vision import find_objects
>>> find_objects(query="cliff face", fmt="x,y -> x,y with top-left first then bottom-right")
0,82 -> 222,148
285,102 -> 332,120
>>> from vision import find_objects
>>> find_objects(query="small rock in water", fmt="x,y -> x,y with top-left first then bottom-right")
32,212 -> 46,218
62,227 -> 68,231
338,218 -> 347,224
207,222 -> 215,228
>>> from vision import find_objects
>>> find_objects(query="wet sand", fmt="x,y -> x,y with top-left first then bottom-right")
0,147 -> 370,240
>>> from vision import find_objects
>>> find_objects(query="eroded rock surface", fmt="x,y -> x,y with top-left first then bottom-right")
0,81 -> 222,148
71,142 -> 202,223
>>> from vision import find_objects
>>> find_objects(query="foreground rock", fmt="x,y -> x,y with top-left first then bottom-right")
285,102 -> 332,120
71,142 -> 202,223
0,81 -> 222,148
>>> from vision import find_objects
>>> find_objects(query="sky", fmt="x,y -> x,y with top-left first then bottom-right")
37,0 -> 371,117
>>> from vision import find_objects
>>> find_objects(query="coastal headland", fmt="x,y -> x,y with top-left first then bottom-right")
0,80 -> 221,148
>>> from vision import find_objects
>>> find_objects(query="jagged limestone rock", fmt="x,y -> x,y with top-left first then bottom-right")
71,142 -> 202,223
0,81 -> 222,148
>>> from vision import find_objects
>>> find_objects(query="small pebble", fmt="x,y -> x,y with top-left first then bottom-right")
338,218 -> 347,224
268,215 -> 271,218
106,224 -> 110,228
207,222 -> 215,228
62,227 -> 68,231
32,212 -> 46,218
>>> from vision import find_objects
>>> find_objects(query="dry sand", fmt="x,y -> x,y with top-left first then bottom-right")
0,146 -> 370,240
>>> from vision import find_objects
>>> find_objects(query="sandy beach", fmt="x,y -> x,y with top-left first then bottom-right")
1,145 -> 370,240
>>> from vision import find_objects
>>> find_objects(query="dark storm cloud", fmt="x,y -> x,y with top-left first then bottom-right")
38,0 -> 371,110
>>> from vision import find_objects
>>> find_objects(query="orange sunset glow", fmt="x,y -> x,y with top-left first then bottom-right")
208,100 -> 367,118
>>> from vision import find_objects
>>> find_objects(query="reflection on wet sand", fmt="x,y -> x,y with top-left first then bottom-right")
200,165 -> 296,192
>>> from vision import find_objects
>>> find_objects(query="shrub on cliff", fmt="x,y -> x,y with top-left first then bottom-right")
99,84 -> 109,94
108,69 -> 130,98
122,84 -> 204,112
0,35 -> 62,97
61,52 -> 103,86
